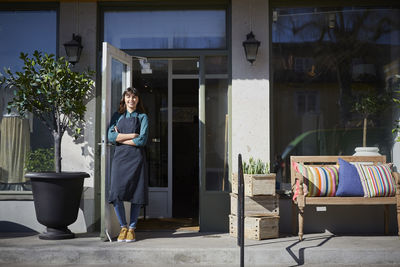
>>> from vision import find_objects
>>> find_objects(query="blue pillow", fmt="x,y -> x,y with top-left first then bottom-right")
336,158 -> 364,197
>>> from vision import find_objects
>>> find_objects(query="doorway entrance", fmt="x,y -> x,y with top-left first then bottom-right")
101,43 -> 229,239
132,58 -> 199,221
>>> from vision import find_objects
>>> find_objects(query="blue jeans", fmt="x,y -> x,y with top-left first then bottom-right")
113,201 -> 142,229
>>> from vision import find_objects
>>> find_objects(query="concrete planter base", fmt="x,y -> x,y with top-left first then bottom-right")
353,147 -> 381,156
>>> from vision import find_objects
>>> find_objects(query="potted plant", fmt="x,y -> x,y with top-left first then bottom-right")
351,90 -> 391,155
232,157 -> 276,196
0,51 -> 94,239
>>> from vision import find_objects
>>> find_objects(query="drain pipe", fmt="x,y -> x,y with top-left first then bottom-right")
238,154 -> 245,267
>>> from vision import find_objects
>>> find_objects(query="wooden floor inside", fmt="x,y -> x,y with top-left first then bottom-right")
136,217 -> 199,232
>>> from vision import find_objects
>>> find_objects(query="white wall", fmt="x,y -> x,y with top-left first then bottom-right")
59,2 -> 97,185
0,200 -> 88,233
59,2 -> 97,231
231,0 -> 270,172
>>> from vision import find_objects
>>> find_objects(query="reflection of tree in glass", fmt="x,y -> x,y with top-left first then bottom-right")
352,90 -> 391,147
282,8 -> 399,126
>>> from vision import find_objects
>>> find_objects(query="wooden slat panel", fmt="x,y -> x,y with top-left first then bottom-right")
230,193 -> 279,216
232,173 -> 276,196
229,214 -> 279,240
305,196 -> 396,205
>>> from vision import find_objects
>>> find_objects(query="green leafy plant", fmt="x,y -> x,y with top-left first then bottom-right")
25,148 -> 55,172
243,157 -> 270,174
0,51 -> 95,172
352,90 -> 391,147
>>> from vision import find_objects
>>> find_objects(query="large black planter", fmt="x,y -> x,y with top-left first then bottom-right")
25,172 -> 90,240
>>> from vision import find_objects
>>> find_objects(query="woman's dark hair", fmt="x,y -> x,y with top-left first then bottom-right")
118,87 -> 146,114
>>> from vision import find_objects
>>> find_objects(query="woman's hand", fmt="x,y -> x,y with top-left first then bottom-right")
114,126 -> 119,133
120,140 -> 135,146
116,132 -> 139,143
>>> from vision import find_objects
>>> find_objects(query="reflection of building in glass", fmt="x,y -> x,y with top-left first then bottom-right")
384,59 -> 400,89
272,6 -> 400,183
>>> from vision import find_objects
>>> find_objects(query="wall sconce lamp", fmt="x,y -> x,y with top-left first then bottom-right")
63,34 -> 83,65
243,31 -> 260,65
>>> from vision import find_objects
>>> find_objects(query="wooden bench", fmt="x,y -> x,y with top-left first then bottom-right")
290,155 -> 400,240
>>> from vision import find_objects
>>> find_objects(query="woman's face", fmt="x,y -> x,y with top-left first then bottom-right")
124,92 -> 138,111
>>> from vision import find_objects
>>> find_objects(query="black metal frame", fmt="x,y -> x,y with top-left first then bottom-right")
238,154 -> 245,267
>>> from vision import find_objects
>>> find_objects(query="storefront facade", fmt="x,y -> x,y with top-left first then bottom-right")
1,0 -> 399,236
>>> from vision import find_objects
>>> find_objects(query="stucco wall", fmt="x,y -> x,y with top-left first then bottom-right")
59,2 -> 97,185
59,2 -> 97,232
0,200 -> 90,233
231,0 -> 270,172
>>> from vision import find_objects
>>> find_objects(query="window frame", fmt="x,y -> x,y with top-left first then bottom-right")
0,3 -> 59,198
99,1 -> 229,52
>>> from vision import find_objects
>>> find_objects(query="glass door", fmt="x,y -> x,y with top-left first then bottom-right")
133,59 -> 171,218
133,58 -> 200,221
100,42 -> 132,240
171,60 -> 199,219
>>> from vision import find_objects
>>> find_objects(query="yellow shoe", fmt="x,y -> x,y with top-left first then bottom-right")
126,228 -> 136,242
117,227 -> 128,242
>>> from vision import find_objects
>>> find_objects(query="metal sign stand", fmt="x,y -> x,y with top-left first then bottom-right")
238,154 -> 245,267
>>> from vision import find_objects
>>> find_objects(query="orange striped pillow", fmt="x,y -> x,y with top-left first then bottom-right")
292,162 -> 339,197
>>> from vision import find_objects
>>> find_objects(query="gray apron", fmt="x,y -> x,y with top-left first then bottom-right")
108,115 -> 148,205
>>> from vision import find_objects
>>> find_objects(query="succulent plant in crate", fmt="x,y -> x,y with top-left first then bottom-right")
233,157 -> 276,196
243,157 -> 270,175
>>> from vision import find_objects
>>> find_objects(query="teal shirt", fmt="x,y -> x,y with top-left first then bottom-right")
107,111 -> 149,147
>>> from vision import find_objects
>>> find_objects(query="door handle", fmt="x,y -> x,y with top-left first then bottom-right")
152,138 -> 160,143
97,141 -> 113,146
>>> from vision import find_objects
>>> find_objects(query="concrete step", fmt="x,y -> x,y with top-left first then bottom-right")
1,231 -> 399,266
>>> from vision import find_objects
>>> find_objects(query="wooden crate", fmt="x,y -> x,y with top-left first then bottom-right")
230,193 -> 279,217
229,214 -> 279,240
232,173 -> 276,196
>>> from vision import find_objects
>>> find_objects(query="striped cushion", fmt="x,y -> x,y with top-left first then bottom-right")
292,162 -> 339,197
355,164 -> 395,197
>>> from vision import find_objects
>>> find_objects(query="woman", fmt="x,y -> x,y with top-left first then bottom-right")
107,87 -> 148,242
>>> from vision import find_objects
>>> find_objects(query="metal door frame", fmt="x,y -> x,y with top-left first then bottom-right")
143,58 -> 200,218
100,42 -> 132,240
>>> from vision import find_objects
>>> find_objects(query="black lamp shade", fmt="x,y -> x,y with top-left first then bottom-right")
63,34 -> 83,65
243,32 -> 260,64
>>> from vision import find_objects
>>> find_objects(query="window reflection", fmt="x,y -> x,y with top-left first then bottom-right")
272,6 -> 400,184
133,59 -> 169,187
0,10 -> 57,191
205,79 -> 228,191
104,10 -> 226,49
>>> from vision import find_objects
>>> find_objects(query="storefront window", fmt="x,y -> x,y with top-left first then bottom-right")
0,10 -> 57,191
271,5 -> 400,184
205,78 -> 228,191
104,10 -> 226,49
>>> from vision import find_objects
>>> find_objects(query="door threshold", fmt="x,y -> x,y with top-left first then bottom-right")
136,217 -> 199,232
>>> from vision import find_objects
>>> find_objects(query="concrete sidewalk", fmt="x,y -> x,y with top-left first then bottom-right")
0,231 -> 399,266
